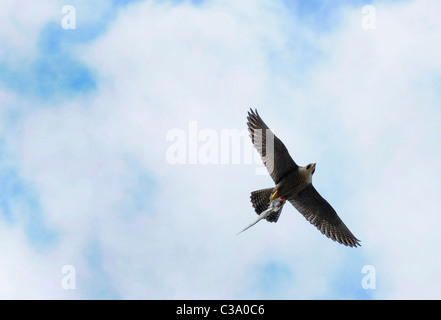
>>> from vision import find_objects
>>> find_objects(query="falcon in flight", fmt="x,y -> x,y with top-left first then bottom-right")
242,109 -> 361,247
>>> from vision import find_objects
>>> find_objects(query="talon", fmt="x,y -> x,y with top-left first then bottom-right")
270,189 -> 279,201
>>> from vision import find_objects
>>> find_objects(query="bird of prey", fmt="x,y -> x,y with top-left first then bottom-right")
241,109 -> 361,247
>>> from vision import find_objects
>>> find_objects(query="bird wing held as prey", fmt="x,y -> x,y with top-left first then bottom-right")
247,109 -> 298,184
288,184 -> 361,247
238,197 -> 285,235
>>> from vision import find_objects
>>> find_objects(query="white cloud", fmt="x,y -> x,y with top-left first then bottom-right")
304,0 -> 441,299
0,1 -> 57,62
1,0 -> 441,299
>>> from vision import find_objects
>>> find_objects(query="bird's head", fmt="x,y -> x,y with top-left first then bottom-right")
305,163 -> 316,175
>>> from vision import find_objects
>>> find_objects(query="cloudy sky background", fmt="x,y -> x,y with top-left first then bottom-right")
1,0 -> 441,299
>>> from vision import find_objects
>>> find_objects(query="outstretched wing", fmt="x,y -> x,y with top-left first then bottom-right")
288,184 -> 361,247
247,109 -> 298,184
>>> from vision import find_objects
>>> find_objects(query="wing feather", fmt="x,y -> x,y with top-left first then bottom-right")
289,184 -> 361,247
247,109 -> 298,183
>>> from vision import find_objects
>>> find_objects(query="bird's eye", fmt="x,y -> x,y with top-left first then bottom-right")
306,164 -> 311,169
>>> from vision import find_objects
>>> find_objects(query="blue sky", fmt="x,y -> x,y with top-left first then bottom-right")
1,0 -> 441,299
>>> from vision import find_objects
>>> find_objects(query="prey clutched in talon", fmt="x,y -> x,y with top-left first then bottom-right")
237,197 -> 285,235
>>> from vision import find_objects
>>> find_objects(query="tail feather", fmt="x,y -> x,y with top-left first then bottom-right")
250,188 -> 283,223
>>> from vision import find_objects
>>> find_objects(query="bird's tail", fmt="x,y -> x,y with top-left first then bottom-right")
250,188 -> 283,223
